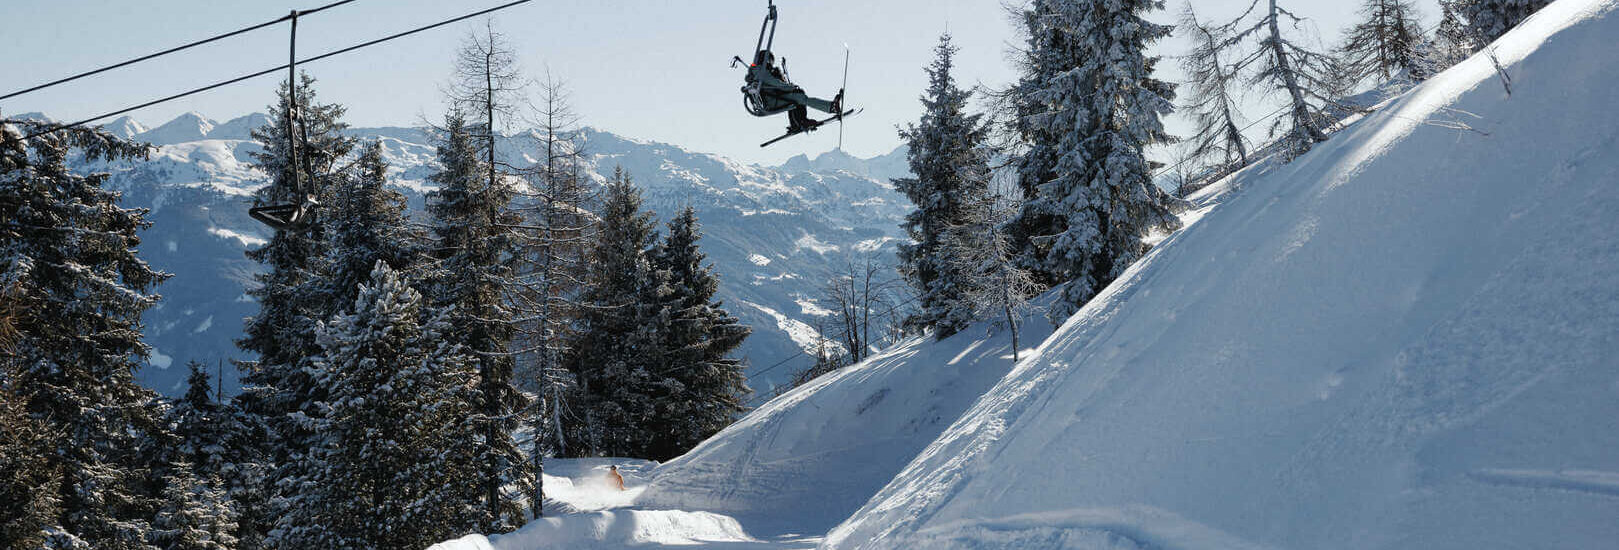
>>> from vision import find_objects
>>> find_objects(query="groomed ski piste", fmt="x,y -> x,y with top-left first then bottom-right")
435,0 -> 1619,547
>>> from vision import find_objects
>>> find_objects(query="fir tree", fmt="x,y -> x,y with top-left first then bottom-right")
1454,0 -> 1551,45
165,362 -> 238,490
279,262 -> 484,548
324,140 -> 418,313
1,117 -> 166,548
426,111 -> 531,530
0,372 -> 62,549
894,33 -> 994,338
234,74 -> 354,549
1007,0 -> 1183,318
150,465 -> 237,550
566,168 -> 662,458
1339,0 -> 1427,85
645,207 -> 751,461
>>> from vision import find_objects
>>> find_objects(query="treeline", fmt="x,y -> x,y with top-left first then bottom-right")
890,0 -> 1551,341
0,27 -> 749,550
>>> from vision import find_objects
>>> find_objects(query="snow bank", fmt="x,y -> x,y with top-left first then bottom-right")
428,458 -> 760,550
638,304 -> 1057,537
827,0 -> 1619,548
430,510 -> 755,550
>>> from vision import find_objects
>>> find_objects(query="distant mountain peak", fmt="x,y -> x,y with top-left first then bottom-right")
104,116 -> 147,139
137,112 -> 218,145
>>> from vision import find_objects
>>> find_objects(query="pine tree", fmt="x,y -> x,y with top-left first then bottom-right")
1454,0 -> 1551,45
0,371 -> 62,549
566,168 -> 662,458
1007,0 -> 1183,318
150,465 -> 236,550
894,33 -> 994,338
165,362 -> 238,490
426,111 -> 531,530
279,262 -> 484,548
324,140 -> 418,313
233,74 -> 354,549
1339,0 -> 1427,85
645,207 -> 751,461
1,117 -> 166,548
1179,4 -> 1250,172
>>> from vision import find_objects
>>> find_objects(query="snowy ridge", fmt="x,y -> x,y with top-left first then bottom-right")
636,297 -> 1059,537
825,0 -> 1619,547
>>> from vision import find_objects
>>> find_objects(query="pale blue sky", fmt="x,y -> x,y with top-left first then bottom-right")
0,0 -> 1437,165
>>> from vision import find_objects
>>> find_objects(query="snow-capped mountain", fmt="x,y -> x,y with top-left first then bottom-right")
81,117 -> 911,397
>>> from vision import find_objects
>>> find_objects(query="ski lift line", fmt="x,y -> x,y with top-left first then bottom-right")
0,0 -> 363,102
19,0 -> 536,141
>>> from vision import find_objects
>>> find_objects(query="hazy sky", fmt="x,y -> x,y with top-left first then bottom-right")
0,0 -> 1438,166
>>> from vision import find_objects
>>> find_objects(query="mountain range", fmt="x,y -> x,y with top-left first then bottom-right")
30,110 -> 913,398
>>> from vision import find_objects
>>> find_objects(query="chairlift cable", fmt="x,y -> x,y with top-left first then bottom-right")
0,0 -> 362,102
18,0 -> 536,140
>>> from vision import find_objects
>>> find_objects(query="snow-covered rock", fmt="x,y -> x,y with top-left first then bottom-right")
826,0 -> 1619,547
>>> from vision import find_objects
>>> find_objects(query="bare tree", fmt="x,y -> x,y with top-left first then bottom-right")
1179,4 -> 1250,173
508,72 -> 597,515
1219,0 -> 1340,156
945,194 -> 1040,361
1338,0 -> 1426,85
822,256 -> 904,363
441,20 -> 532,529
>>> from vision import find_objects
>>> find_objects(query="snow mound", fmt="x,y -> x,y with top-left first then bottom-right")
430,458 -> 764,550
430,510 -> 755,550
638,303 -> 1058,537
827,0 -> 1619,548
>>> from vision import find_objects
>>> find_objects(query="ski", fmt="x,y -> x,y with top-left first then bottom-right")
760,108 -> 860,147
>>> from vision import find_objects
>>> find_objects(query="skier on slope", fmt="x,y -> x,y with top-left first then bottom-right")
606,465 -> 626,491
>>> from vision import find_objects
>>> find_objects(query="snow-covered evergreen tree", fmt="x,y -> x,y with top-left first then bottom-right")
1179,4 -> 1250,172
1007,0 -> 1183,318
278,261 -> 484,549
150,465 -> 236,550
233,74 -> 354,549
645,207 -> 751,461
425,110 -> 531,530
894,33 -> 994,338
324,140 -> 419,313
1,117 -> 166,548
566,168 -> 663,458
1454,0 -> 1551,45
0,370 -> 62,549
1339,0 -> 1427,85
165,362 -> 238,492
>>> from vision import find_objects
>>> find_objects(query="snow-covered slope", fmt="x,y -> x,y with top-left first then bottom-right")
827,1 -> 1619,548
637,303 -> 1058,537
73,120 -> 909,396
